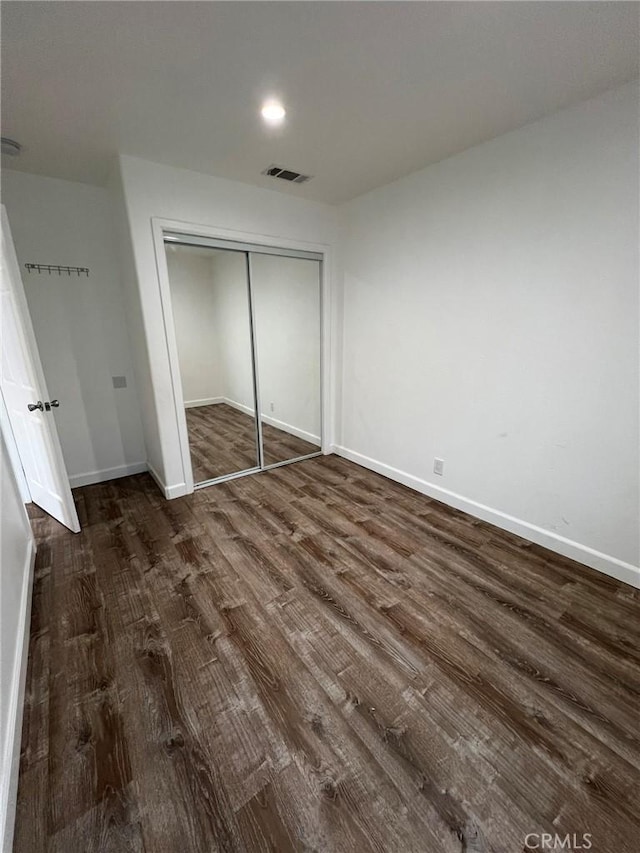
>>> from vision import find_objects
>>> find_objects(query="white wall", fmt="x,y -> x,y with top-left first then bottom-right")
115,154 -> 339,494
0,427 -> 35,853
338,81 -> 640,583
107,164 -> 159,489
166,251 -> 225,405
252,254 -> 321,442
1,171 -> 146,487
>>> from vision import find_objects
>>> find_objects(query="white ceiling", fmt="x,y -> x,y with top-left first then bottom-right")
2,1 -> 638,204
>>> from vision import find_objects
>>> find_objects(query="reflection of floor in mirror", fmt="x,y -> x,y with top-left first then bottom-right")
186,402 -> 320,483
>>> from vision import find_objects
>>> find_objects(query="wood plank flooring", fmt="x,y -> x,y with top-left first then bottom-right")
14,455 -> 640,852
186,403 -> 320,482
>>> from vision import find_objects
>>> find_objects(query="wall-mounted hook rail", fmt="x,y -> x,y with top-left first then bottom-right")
25,263 -> 90,277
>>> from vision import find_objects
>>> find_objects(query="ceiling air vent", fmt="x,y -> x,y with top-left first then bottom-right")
262,164 -> 312,184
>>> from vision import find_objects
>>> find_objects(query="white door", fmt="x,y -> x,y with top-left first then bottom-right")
0,206 -> 80,533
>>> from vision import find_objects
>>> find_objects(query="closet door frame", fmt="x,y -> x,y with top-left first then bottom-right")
151,217 -> 330,494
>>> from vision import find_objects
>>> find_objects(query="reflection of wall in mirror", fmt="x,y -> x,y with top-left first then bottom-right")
168,250 -> 320,445
168,250 -> 254,412
251,255 -> 321,444
167,252 -> 224,405
210,252 -> 255,413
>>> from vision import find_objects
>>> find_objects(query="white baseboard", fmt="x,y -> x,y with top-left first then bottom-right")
68,462 -> 148,489
184,397 -> 224,409
147,463 -> 188,500
260,414 -> 320,446
221,397 -> 255,417
165,481 -> 188,499
1,539 -> 36,853
334,445 -> 640,590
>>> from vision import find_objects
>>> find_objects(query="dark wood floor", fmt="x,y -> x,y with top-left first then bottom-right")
186,403 -> 320,482
15,456 -> 640,853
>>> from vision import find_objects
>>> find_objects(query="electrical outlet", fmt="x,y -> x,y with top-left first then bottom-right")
433,457 -> 444,476
270,401 -> 275,412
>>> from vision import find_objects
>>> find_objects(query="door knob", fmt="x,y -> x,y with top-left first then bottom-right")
27,401 -> 44,412
44,400 -> 60,411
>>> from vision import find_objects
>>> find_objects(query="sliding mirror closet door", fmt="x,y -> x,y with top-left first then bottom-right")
250,253 -> 322,466
164,243 -> 259,483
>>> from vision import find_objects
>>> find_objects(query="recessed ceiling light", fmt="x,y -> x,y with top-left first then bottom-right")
1,137 -> 21,156
261,101 -> 286,125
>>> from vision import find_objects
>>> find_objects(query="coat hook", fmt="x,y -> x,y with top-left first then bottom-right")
25,263 -> 90,277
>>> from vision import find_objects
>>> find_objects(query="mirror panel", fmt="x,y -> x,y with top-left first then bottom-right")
165,243 -> 259,483
250,253 -> 322,466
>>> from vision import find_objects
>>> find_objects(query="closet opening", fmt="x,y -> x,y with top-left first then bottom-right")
157,228 -> 324,491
